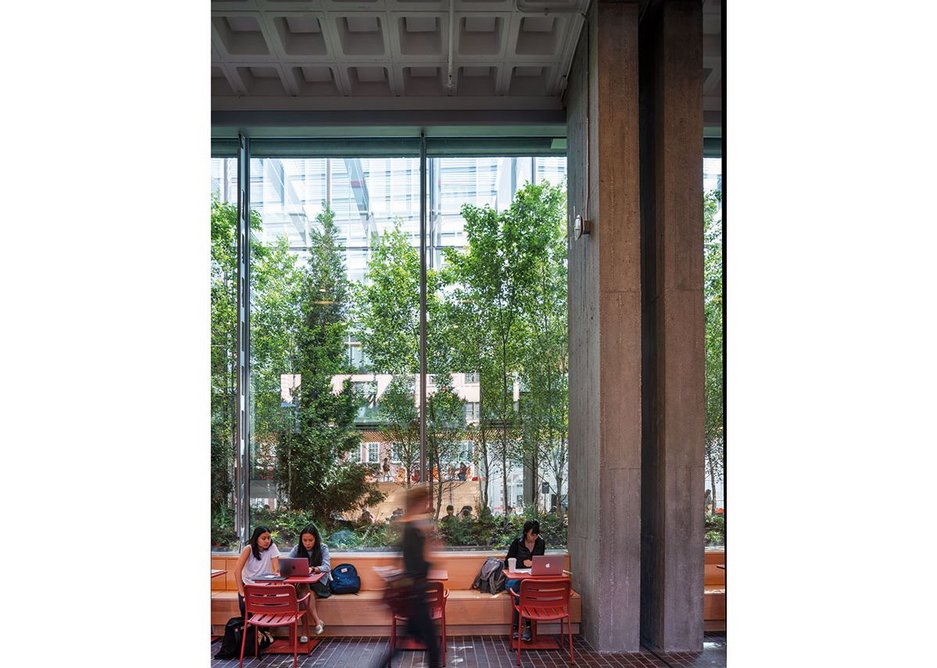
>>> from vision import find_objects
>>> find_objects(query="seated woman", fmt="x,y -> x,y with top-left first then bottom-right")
234,525 -> 280,619
288,523 -> 332,641
503,519 -> 545,642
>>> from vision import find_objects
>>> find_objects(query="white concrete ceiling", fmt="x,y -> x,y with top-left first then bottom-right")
212,0 -> 722,129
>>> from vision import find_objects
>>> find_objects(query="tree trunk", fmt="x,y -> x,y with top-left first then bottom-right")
555,473 -> 563,519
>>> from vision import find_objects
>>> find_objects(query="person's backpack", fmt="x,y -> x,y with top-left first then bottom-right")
330,562 -> 361,594
214,616 -> 273,659
472,557 -> 506,594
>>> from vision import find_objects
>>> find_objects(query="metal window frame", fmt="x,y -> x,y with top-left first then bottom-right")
225,136 -> 567,550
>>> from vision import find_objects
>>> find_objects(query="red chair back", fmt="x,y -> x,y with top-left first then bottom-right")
519,577 -> 571,612
243,584 -> 298,616
426,580 -> 447,618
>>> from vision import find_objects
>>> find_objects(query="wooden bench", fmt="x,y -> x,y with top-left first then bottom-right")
704,548 -> 726,632
211,551 -> 581,637
212,549 -> 725,636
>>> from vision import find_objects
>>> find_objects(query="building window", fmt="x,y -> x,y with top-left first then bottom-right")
367,443 -> 379,463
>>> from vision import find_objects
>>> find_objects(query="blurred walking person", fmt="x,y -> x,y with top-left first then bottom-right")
373,484 -> 440,668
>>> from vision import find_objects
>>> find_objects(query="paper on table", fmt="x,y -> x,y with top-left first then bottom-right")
513,568 -> 532,574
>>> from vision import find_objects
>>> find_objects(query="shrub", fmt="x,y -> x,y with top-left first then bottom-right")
705,512 -> 725,547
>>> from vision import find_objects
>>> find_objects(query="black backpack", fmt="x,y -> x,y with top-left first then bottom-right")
214,616 -> 273,660
330,562 -> 361,594
472,557 -> 506,594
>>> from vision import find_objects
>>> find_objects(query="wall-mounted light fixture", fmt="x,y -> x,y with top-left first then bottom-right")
573,214 -> 592,240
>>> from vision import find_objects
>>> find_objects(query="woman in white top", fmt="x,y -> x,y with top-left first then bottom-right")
234,525 -> 281,618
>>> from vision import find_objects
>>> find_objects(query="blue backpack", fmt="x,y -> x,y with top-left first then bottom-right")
330,563 -> 361,595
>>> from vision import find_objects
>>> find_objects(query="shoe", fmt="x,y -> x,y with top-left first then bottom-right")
315,622 -> 325,635
512,631 -> 519,640
299,635 -> 309,644
522,626 -> 532,642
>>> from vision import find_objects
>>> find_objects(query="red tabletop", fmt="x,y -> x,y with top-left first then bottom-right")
210,569 -> 226,579
505,569 -> 571,580
281,572 -> 325,585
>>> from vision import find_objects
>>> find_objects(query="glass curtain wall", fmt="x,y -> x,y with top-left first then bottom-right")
210,145 -> 569,553
427,157 -> 569,551
210,156 -> 240,551
703,156 -> 724,547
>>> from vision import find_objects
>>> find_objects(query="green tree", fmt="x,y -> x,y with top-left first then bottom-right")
516,182 -> 568,513
211,197 -> 265,515
352,225 -> 420,374
703,189 -> 724,514
251,235 -> 306,482
425,375 -> 466,519
274,203 -> 383,518
377,375 -> 420,488
443,181 -> 566,523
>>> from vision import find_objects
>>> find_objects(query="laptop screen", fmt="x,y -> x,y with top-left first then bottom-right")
530,555 -> 562,576
279,558 -> 309,578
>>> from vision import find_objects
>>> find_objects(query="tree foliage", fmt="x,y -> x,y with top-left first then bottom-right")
274,204 -> 383,518
703,189 -> 724,510
377,375 -> 420,488
425,375 -> 467,519
442,181 -> 567,521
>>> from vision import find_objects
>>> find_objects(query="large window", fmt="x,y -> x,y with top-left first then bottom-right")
210,156 -> 239,551
703,156 -> 724,547
211,146 -> 569,553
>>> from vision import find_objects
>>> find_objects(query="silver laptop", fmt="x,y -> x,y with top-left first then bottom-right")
530,555 -> 563,576
279,557 -> 309,578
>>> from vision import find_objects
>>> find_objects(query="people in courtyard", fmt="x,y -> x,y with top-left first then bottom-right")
441,504 -> 456,527
288,523 -> 331,641
457,462 -> 467,481
382,457 -> 392,482
234,525 -> 280,619
372,485 -> 441,668
460,505 -> 473,520
359,508 -> 374,524
504,519 -> 546,642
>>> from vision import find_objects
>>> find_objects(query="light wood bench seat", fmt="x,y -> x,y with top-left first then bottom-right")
210,548 -> 726,635
211,551 -> 580,637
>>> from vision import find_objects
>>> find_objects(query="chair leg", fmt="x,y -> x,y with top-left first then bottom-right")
294,622 -> 299,668
238,620 -> 248,668
390,616 -> 396,655
442,615 -> 447,667
567,615 -> 574,663
255,622 -> 260,660
516,614 -> 522,666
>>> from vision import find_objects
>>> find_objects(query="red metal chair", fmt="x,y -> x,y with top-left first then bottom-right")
240,583 -> 310,668
509,577 -> 574,665
390,580 -> 450,665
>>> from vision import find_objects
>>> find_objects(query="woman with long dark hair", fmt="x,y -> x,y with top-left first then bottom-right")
288,523 -> 331,640
234,525 -> 281,618
504,519 -> 545,641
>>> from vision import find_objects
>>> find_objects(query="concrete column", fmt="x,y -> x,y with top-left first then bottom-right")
639,0 -> 705,653
567,0 -> 643,652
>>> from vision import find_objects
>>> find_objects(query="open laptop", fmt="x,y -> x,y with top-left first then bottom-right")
278,557 -> 310,578
530,555 -> 563,576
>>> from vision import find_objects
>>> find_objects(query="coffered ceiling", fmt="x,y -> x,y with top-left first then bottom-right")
211,0 -> 722,132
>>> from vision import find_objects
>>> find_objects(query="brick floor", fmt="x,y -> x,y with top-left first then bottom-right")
211,634 -> 726,668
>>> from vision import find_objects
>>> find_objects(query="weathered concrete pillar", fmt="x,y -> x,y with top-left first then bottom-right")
639,0 -> 705,653
567,0 -> 643,652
